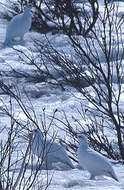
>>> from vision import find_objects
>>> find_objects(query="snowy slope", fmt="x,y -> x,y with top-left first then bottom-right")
0,1 -> 124,189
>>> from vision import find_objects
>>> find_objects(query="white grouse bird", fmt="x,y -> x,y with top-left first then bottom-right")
31,129 -> 75,169
77,134 -> 119,181
4,4 -> 32,45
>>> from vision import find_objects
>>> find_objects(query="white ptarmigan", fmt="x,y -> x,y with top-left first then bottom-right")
31,129 -> 75,169
4,4 -> 32,45
77,134 -> 119,181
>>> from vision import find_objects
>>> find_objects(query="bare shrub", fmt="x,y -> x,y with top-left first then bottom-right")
0,0 -> 23,20
53,108 -> 121,162
0,91 -> 58,189
11,0 -> 124,161
67,1 -> 124,160
1,0 -> 123,176
51,1 -> 124,161
0,0 -> 99,35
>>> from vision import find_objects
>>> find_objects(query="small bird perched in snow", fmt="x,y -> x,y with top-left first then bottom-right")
77,134 -> 119,181
31,129 -> 75,169
4,4 -> 32,45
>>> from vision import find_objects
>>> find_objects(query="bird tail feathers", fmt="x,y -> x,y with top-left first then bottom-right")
110,171 -> 119,182
65,160 -> 75,169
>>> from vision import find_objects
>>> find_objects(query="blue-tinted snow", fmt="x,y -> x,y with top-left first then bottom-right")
0,1 -> 124,189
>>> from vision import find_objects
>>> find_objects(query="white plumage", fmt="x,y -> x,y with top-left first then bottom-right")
4,4 -> 32,45
31,129 -> 75,169
77,134 -> 119,181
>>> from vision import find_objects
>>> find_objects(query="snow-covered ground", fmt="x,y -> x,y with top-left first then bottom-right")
22,164 -> 123,190
0,0 -> 124,189
39,165 -> 124,190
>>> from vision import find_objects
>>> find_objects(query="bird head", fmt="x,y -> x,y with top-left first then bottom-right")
25,3 -> 32,11
32,129 -> 43,139
77,134 -> 88,147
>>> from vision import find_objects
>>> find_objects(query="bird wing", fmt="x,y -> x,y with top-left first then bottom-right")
8,13 -> 23,26
87,148 -> 113,171
45,140 -> 69,160
45,140 -> 63,155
